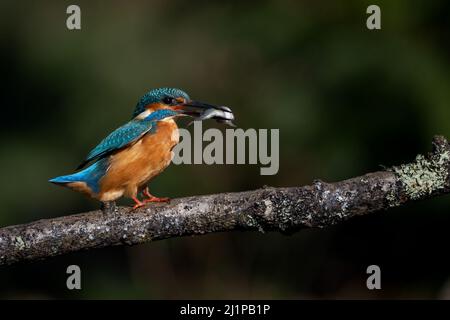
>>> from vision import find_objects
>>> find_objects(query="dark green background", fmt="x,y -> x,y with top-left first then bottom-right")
1,0 -> 450,298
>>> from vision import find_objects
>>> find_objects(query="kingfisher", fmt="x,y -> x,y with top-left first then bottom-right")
49,87 -> 225,210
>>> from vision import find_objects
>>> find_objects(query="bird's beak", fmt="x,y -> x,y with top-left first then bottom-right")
174,100 -> 231,116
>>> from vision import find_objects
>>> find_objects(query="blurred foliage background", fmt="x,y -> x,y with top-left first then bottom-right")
1,0 -> 450,299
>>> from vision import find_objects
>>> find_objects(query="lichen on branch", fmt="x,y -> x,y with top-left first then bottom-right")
390,136 -> 450,202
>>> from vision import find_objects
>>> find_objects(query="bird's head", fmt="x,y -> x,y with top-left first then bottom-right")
132,87 -> 227,120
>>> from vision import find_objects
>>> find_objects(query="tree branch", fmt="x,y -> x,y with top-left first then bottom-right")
1,136 -> 450,266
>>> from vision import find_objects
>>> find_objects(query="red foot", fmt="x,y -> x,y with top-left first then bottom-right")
132,196 -> 145,210
144,196 -> 170,203
143,187 -> 170,203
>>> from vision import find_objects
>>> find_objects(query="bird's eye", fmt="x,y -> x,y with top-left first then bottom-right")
162,96 -> 175,105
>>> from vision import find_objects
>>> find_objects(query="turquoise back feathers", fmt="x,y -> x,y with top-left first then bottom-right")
77,109 -> 178,169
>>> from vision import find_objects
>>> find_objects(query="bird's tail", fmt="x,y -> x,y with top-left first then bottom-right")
49,159 -> 109,194
49,172 -> 85,184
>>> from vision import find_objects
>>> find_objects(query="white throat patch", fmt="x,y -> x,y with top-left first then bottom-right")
135,109 -> 152,120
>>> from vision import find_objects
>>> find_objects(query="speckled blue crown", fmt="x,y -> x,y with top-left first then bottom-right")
132,88 -> 190,118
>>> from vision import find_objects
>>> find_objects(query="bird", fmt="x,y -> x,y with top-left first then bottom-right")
49,87 -> 225,210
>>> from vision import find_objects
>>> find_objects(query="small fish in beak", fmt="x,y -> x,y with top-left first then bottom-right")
179,101 -> 236,127
187,106 -> 236,127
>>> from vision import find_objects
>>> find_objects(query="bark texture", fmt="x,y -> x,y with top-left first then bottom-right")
1,136 -> 449,266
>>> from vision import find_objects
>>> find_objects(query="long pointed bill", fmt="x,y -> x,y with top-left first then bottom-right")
176,100 -> 231,116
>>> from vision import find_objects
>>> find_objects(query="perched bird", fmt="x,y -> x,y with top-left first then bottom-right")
49,87 -> 227,210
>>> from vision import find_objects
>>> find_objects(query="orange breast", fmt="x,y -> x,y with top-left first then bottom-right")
98,119 -> 179,201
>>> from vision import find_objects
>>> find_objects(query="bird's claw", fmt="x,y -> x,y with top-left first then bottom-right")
142,187 -> 170,203
143,196 -> 170,203
132,202 -> 146,210
131,196 -> 146,210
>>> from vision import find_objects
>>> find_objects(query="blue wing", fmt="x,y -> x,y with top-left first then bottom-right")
76,109 -> 178,169
77,119 -> 156,169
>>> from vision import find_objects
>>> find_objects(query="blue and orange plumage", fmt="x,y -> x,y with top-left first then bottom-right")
49,87 -> 216,209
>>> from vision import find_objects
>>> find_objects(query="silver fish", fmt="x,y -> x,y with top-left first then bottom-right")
188,106 -> 236,127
